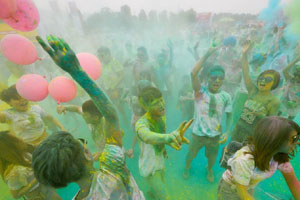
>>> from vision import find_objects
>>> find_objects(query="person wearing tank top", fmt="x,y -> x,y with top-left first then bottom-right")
230,41 -> 281,143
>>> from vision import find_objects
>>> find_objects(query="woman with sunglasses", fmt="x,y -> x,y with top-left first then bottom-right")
218,116 -> 300,200
32,36 -> 145,200
230,41 -> 281,143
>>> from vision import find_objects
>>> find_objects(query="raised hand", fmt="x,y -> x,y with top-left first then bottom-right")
219,131 -> 229,144
177,119 -> 193,144
168,119 -> 194,150
126,149 -> 134,158
56,105 -> 66,115
206,47 -> 218,57
242,40 -> 253,54
37,35 -> 120,129
36,35 -> 81,73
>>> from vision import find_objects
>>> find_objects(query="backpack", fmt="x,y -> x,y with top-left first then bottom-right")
220,141 -> 244,170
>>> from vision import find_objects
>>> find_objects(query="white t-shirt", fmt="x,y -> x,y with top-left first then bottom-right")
4,105 -> 47,144
222,146 -> 293,189
193,86 -> 232,137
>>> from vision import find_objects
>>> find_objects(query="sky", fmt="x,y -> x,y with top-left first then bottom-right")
34,0 -> 292,15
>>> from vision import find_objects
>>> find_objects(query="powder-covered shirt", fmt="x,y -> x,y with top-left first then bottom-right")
135,113 -> 166,177
222,146 -> 293,189
193,86 -> 232,137
3,105 -> 47,144
73,144 -> 145,200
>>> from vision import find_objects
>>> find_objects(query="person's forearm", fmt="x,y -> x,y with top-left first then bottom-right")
242,53 -> 255,93
15,179 -> 38,198
64,105 -> 82,114
50,116 -> 65,131
225,113 -> 233,133
283,56 -> 300,80
191,52 -> 210,77
237,189 -> 254,200
131,133 -> 137,148
70,68 -> 120,128
236,184 -> 255,200
283,171 -> 300,200
137,128 -> 168,145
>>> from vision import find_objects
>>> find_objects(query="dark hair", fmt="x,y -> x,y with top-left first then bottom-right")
32,132 -> 87,188
250,116 -> 300,171
138,86 -> 162,106
82,100 -> 103,118
0,131 -> 34,178
0,84 -> 21,103
208,65 -> 225,76
257,70 -> 280,90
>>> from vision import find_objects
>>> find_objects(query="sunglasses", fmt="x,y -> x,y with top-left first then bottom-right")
78,138 -> 88,145
258,76 -> 274,83
209,75 -> 224,81
291,135 -> 299,144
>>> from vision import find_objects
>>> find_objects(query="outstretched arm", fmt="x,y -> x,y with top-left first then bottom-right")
281,166 -> 300,200
283,55 -> 300,81
10,179 -> 38,199
136,119 -> 193,150
191,48 -> 217,92
236,184 -> 255,200
187,42 -> 200,61
167,40 -> 174,67
44,114 -> 66,131
36,36 -> 120,129
241,41 -> 256,94
57,105 -> 82,115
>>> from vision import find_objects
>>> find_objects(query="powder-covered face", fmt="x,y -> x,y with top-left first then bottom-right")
208,71 -> 224,93
257,73 -> 275,91
278,130 -> 299,154
9,97 -> 30,112
147,97 -> 165,117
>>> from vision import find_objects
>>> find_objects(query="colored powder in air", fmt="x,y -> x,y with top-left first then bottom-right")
285,0 -> 300,35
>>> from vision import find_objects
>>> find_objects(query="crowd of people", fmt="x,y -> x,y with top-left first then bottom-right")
0,2 -> 300,200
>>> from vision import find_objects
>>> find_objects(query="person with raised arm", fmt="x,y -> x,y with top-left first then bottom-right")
183,47 -> 233,183
230,41 -> 281,143
32,35 -> 144,200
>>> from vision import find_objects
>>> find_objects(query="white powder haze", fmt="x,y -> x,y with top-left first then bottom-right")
34,0 -> 291,15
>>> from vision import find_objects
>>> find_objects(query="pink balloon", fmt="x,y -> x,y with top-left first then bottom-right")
3,0 -> 40,32
16,74 -> 48,102
0,0 -> 17,19
49,76 -> 77,104
77,53 -> 102,80
0,34 -> 39,65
